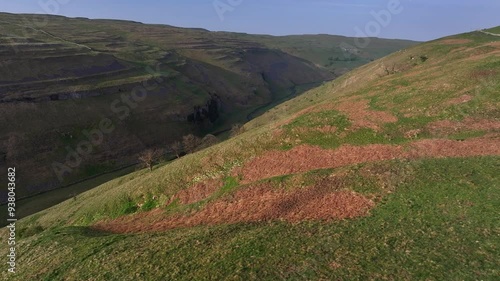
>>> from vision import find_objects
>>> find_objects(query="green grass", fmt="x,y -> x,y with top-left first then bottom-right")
114,195 -> 138,217
283,112 -> 435,148
286,110 -> 351,129
141,194 -> 159,211
485,26 -> 500,33
3,157 -> 498,280
343,128 -> 390,145
2,21 -> 499,280
448,130 -> 487,141
0,165 -> 137,225
164,176 -> 241,216
219,176 -> 240,194
282,110 -> 351,149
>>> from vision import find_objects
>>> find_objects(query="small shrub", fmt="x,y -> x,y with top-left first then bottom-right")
141,194 -> 159,211
118,196 -> 138,215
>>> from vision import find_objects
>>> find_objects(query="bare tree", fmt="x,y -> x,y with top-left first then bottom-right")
182,134 -> 201,154
170,141 -> 183,158
138,148 -> 163,171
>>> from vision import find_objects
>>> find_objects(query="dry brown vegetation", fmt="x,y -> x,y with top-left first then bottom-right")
336,99 -> 398,131
445,94 -> 474,105
440,39 -> 472,45
426,117 -> 500,135
239,135 -> 500,183
166,178 -> 223,205
93,183 -> 374,234
93,133 -> 500,234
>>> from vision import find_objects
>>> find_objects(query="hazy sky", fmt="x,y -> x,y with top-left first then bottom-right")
0,0 -> 498,41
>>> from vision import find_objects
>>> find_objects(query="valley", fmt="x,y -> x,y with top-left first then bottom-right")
0,24 -> 498,279
0,13 -> 417,210
0,5 -> 498,279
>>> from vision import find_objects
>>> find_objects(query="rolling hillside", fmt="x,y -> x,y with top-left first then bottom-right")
1,25 -> 499,280
0,12 -> 417,204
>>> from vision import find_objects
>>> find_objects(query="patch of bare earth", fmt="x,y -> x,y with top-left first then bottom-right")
336,99 -> 398,131
93,183 -> 373,234
240,135 -> 500,183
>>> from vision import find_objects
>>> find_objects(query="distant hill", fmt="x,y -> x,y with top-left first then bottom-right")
2,27 -> 498,280
0,12 -> 417,202
224,32 -> 418,76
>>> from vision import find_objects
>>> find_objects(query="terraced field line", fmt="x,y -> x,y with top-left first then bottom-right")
0,20 -> 93,50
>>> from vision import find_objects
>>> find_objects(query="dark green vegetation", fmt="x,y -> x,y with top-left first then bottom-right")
0,12 -> 417,203
0,19 -> 499,280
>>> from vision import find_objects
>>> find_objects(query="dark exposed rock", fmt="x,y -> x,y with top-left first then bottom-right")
187,93 -> 222,124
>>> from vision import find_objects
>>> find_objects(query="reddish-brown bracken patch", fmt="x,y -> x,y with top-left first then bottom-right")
167,178 -> 223,205
240,135 -> 500,183
469,69 -> 498,80
427,117 -> 500,135
93,183 -> 374,234
440,39 -> 472,45
92,134 -> 500,234
407,136 -> 500,159
446,94 -> 473,105
336,99 -> 398,131
241,144 -> 404,183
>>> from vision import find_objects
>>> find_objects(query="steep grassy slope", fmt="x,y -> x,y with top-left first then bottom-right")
227,32 -> 417,76
4,158 -> 499,280
1,28 -> 499,280
0,12 -> 417,202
